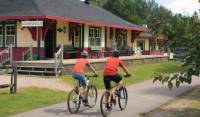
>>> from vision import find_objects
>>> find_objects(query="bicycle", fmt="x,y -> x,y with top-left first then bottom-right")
67,74 -> 98,114
100,74 -> 131,117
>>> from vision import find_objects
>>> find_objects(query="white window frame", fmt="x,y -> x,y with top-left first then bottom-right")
137,40 -> 145,51
73,27 -> 81,48
0,25 -> 3,47
5,24 -> 16,47
89,27 -> 101,47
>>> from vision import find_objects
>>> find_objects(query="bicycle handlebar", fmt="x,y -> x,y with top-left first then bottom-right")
124,74 -> 131,78
85,74 -> 98,78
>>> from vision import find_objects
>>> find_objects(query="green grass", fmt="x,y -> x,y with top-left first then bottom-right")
0,88 -> 67,117
61,61 -> 183,89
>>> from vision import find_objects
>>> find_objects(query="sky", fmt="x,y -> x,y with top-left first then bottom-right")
155,0 -> 200,16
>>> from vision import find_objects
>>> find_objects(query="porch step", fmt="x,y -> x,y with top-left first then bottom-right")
16,61 -> 62,76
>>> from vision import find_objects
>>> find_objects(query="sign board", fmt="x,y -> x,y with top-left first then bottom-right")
21,21 -> 43,27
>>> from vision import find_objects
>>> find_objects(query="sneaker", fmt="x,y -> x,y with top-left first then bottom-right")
82,98 -> 89,107
106,103 -> 112,109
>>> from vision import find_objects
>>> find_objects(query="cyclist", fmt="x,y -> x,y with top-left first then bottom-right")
72,51 -> 97,106
103,50 -> 131,106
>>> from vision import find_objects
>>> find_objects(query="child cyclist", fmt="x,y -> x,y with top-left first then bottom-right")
103,50 -> 131,105
72,51 -> 98,105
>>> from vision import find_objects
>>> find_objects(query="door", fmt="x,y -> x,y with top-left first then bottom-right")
45,29 -> 56,58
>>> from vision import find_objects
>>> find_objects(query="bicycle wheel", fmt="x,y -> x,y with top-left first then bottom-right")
100,91 -> 112,117
67,88 -> 81,114
87,85 -> 98,108
118,87 -> 128,110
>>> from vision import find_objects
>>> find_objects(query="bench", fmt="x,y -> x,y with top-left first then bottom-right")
60,45 -> 79,59
90,47 -> 103,58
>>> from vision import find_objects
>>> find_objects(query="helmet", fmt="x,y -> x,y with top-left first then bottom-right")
112,50 -> 120,57
81,51 -> 88,58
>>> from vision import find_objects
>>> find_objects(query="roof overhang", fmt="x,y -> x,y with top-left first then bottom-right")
0,15 -> 149,32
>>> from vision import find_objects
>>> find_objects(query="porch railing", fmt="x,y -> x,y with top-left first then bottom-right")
54,44 -> 63,76
22,45 -> 33,61
0,45 -> 13,67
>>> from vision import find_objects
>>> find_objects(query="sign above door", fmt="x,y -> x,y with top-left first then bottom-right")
21,21 -> 43,27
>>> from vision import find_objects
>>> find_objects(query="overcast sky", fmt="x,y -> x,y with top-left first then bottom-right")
155,0 -> 200,16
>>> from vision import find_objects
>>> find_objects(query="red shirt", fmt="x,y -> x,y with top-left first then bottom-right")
103,57 -> 125,76
72,58 -> 89,74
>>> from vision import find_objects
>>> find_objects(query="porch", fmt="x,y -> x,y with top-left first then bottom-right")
15,55 -> 168,76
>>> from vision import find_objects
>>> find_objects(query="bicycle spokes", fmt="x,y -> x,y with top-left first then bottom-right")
87,85 -> 97,108
100,92 -> 112,117
67,89 -> 81,114
118,87 -> 128,110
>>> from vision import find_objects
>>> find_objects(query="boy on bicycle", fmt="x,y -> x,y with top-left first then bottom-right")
72,51 -> 97,105
103,50 -> 131,105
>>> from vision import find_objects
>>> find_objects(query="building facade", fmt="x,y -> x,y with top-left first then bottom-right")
0,0 -> 164,61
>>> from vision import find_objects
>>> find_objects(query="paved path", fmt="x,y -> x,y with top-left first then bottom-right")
10,78 -> 200,117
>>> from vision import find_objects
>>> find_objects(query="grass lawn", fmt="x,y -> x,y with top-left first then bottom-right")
61,61 -> 183,89
141,86 -> 200,117
0,88 -> 67,117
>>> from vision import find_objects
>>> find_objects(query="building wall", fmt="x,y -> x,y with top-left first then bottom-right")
17,21 -> 44,47
127,30 -> 132,47
84,24 -> 89,48
56,21 -> 70,47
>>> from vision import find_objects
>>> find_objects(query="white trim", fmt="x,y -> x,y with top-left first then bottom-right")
5,24 -> 16,47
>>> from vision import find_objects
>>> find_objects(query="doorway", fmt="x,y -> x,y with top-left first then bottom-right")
45,29 -> 56,58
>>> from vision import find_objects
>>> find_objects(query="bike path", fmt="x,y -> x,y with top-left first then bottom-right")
10,78 -> 200,117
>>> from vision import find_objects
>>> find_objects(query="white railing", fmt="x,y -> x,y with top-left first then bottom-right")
22,45 -> 33,61
54,44 -> 63,76
0,45 -> 13,67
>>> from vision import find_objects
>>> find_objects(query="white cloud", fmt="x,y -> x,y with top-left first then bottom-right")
164,0 -> 199,16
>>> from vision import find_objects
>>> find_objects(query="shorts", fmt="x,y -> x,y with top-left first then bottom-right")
72,72 -> 86,86
103,74 -> 122,89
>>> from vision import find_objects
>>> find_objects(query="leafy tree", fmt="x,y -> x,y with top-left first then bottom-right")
92,0 -> 200,88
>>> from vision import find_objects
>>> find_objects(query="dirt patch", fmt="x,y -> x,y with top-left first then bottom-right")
141,86 -> 200,117
0,74 -> 72,91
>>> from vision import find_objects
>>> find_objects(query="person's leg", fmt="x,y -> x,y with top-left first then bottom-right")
112,74 -> 123,89
72,73 -> 87,98
104,76 -> 112,105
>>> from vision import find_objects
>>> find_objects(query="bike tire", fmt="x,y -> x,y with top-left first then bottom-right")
100,91 -> 112,117
118,87 -> 128,110
87,85 -> 98,108
67,89 -> 81,114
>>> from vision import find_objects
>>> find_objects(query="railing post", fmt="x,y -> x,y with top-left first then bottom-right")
30,45 -> 33,61
61,44 -> 64,64
10,44 -> 13,66
55,53 -> 58,76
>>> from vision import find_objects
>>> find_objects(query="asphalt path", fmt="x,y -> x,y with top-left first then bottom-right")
10,78 -> 200,117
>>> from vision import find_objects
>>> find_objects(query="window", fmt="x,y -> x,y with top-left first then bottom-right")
157,42 -> 162,50
73,27 -> 81,48
89,27 -> 101,47
5,24 -> 16,47
0,25 -> 2,47
116,29 -> 127,47
152,42 -> 156,51
137,40 -> 145,50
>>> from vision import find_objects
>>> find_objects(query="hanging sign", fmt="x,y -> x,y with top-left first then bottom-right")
21,21 -> 43,27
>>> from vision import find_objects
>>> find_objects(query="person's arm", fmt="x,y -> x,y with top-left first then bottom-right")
88,63 -> 97,75
119,60 -> 130,75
